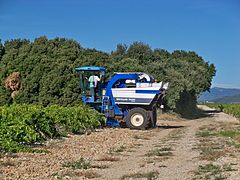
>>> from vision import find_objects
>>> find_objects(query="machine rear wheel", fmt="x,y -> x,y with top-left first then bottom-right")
126,108 -> 148,129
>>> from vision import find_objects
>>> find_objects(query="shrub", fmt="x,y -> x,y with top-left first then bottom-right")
0,104 -> 105,152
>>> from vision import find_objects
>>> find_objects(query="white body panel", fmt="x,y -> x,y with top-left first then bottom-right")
112,82 -> 163,105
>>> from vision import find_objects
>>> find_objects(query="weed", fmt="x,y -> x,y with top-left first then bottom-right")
0,159 -> 16,167
199,146 -> 225,161
196,126 -> 230,161
196,129 -> 215,137
219,130 -> 240,138
166,129 -> 184,140
107,147 -> 115,155
146,147 -> 173,157
108,145 -> 126,154
120,171 -> 159,180
233,143 -> 240,148
193,163 -> 237,180
115,145 -> 126,153
62,157 -> 91,169
223,164 -> 237,172
198,164 -> 221,174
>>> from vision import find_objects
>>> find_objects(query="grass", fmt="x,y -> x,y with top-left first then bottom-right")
197,141 -> 225,161
194,124 -> 239,179
196,129 -> 215,137
194,163 -> 226,180
108,145 -> 127,154
195,125 -> 239,161
120,171 -> 159,180
167,128 -> 184,140
219,130 -> 240,139
145,147 -> 173,157
218,127 -> 240,148
223,163 -> 237,172
194,163 -> 237,180
0,159 -> 16,167
62,157 -> 91,169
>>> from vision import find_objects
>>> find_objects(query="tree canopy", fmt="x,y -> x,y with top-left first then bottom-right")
0,37 -> 216,116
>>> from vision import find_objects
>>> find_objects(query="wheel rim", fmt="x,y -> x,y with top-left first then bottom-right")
130,113 -> 144,127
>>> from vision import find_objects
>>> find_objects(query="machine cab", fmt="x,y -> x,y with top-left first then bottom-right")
75,66 -> 106,103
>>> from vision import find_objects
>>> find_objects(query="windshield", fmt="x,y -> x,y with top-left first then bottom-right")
79,71 -> 101,95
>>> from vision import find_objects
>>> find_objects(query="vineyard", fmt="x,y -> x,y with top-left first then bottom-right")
207,104 -> 240,118
0,104 -> 104,153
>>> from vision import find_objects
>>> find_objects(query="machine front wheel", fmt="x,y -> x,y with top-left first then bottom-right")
126,108 -> 148,129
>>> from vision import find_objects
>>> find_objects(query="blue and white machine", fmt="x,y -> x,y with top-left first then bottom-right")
76,66 -> 168,129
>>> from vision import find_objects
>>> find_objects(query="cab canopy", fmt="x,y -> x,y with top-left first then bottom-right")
75,66 -> 106,72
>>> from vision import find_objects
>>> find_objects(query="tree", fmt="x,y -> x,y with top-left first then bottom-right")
0,37 -> 216,116
111,43 -> 127,56
127,42 -> 154,63
0,39 -> 4,61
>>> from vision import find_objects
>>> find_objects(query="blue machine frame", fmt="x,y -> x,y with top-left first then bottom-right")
76,66 -> 168,128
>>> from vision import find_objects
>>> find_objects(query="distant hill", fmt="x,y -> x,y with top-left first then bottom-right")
211,94 -> 240,104
198,87 -> 240,103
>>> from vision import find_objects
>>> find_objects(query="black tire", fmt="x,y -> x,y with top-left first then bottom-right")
126,108 -> 149,130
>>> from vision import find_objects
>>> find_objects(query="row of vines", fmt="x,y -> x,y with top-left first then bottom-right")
207,104 -> 240,118
0,104 -> 105,153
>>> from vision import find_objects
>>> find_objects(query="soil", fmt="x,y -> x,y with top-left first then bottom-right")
1,105 -> 240,179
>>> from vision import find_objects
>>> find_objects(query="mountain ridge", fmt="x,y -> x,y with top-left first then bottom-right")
198,87 -> 240,103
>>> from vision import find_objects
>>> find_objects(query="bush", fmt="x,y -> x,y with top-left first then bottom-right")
0,104 -> 105,152
207,104 -> 240,118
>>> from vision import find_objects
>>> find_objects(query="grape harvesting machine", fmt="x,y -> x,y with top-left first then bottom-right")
76,66 -> 168,129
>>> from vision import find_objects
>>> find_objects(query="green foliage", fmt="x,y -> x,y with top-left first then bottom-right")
219,130 -> 240,138
0,37 -> 215,115
207,104 -> 240,118
195,163 -> 227,179
127,41 -> 154,63
111,43 -> 127,56
0,39 -> 4,61
156,51 -> 216,111
63,157 -> 91,169
0,37 -> 82,106
0,104 -> 104,152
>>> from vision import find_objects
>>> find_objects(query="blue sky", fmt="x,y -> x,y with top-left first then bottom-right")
0,0 -> 240,88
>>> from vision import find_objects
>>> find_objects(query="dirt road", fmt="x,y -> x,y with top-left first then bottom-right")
1,105 -> 240,179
